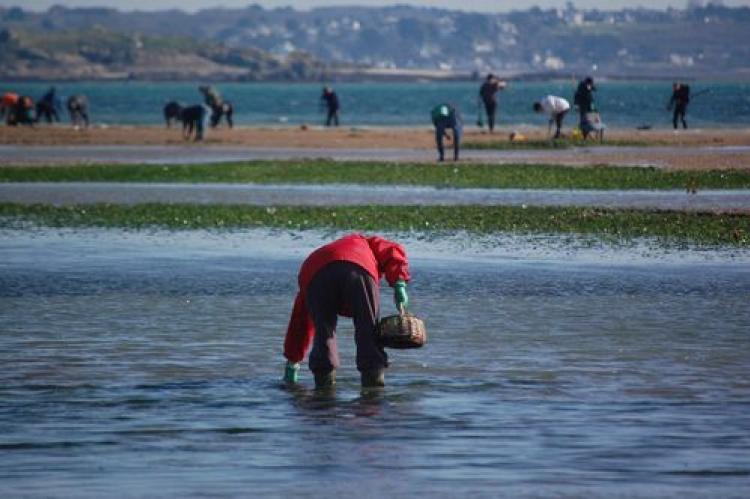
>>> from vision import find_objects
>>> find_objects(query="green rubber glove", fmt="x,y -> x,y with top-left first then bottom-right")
283,361 -> 299,384
394,280 -> 409,311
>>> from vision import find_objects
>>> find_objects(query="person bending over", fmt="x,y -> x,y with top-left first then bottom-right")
533,95 -> 570,139
180,104 -> 210,141
67,95 -> 89,128
36,86 -> 61,124
431,103 -> 463,162
283,233 -> 411,389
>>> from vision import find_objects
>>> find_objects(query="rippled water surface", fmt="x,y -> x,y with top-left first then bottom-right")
1,229 -> 749,497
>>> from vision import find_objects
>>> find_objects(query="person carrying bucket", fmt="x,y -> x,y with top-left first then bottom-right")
431,103 -> 463,161
282,233 -> 411,389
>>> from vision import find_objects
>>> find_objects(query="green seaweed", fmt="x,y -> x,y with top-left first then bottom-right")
1,203 -> 747,247
1,161 -> 748,190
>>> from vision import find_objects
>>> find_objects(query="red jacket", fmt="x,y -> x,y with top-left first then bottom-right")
283,233 -> 410,363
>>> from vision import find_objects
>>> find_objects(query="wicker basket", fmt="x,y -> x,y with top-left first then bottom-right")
378,310 -> 427,349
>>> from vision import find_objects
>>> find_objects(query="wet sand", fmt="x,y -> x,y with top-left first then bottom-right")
1,125 -> 749,170
3,182 -> 749,213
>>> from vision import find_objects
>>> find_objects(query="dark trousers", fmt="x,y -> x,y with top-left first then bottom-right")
552,110 -> 567,138
210,103 -> 234,128
579,111 -> 595,139
673,104 -> 687,129
306,261 -> 386,375
36,102 -> 58,123
325,108 -> 339,126
483,100 -> 496,132
434,117 -> 462,161
210,106 -> 223,128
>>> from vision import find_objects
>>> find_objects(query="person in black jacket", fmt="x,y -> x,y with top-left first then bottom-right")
181,104 -> 209,141
478,73 -> 506,133
321,86 -> 340,127
573,77 -> 599,139
36,86 -> 60,123
668,82 -> 690,130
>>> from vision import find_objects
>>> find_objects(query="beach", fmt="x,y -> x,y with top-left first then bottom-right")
2,101 -> 749,499
1,125 -> 749,170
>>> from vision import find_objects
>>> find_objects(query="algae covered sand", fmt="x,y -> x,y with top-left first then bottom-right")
2,161 -> 750,190
1,203 -> 747,247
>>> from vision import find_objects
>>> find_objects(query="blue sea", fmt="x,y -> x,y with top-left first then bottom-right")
3,80 -> 750,129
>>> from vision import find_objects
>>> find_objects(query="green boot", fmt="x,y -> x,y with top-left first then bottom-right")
314,370 -> 336,389
283,361 -> 300,384
360,369 -> 385,388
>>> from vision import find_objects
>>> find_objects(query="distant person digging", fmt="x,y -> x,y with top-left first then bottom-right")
5,94 -> 35,126
180,104 -> 211,142
2,92 -> 34,126
431,103 -> 463,162
533,95 -> 570,139
67,95 -> 89,129
198,85 -> 233,129
163,101 -> 184,128
1,92 -> 19,124
36,86 -> 61,124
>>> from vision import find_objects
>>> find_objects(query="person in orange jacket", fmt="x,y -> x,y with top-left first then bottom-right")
1,92 -> 19,124
283,233 -> 411,388
0,92 -> 34,125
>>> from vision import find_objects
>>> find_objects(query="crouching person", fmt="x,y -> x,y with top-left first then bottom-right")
163,101 -> 184,128
181,104 -> 210,141
533,95 -> 570,139
283,233 -> 411,389
431,103 -> 462,161
67,95 -> 89,128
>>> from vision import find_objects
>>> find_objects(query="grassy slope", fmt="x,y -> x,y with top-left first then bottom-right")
2,161 -> 749,190
1,203 -> 747,247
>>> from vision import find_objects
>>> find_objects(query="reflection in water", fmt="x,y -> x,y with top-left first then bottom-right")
1,228 -> 749,497
284,383 -> 388,420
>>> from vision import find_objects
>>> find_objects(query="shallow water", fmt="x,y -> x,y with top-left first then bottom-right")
1,229 -> 749,497
2,181 -> 749,212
